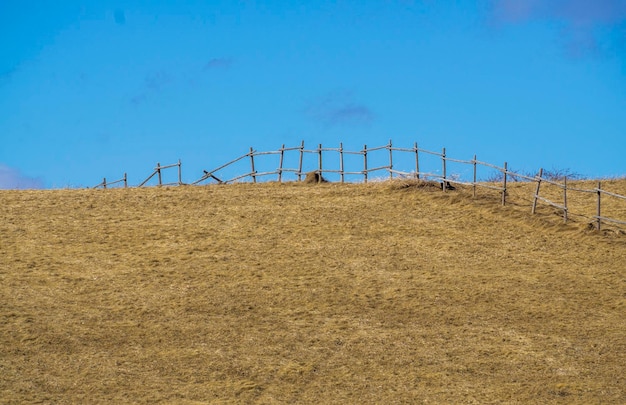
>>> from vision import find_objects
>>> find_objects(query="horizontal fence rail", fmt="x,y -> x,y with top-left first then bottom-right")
93,140 -> 626,231
93,173 -> 127,189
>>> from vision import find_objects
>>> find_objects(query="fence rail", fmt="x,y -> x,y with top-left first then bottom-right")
136,160 -> 182,187
93,173 -> 127,189
93,140 -> 626,231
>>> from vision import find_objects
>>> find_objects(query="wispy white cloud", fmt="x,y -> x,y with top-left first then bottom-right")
203,57 -> 234,70
144,71 -> 172,91
491,0 -> 626,57
0,165 -> 44,189
493,0 -> 626,25
130,70 -> 173,105
306,91 -> 375,127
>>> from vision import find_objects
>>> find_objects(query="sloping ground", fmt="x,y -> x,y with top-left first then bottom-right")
1,181 -> 625,404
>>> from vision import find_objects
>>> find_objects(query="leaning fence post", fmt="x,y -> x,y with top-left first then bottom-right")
278,144 -> 285,182
249,147 -> 256,183
414,142 -> 419,179
442,147 -> 447,192
298,141 -> 304,181
472,154 -> 477,198
388,139 -> 393,179
318,143 -> 323,181
502,162 -> 507,206
138,169 -> 157,188
157,163 -> 162,186
339,142 -> 345,184
596,181 -> 602,230
363,144 -> 368,183
531,168 -> 543,214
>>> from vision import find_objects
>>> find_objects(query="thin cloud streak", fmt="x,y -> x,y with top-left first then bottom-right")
493,0 -> 626,25
203,57 -> 234,70
491,0 -> 626,57
325,104 -> 375,126
0,165 -> 44,189
130,71 -> 173,105
306,91 -> 375,127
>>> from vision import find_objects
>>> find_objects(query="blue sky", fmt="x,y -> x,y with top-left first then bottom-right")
1,0 -> 625,188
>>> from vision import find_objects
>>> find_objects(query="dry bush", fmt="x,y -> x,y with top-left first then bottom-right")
302,171 -> 328,184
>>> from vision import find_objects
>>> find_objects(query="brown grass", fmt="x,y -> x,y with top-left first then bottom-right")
1,180 -> 625,403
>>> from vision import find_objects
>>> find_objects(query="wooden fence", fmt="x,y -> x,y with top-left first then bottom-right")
136,160 -> 183,187
93,141 -> 626,231
191,140 -> 448,185
529,169 -> 626,230
93,173 -> 127,189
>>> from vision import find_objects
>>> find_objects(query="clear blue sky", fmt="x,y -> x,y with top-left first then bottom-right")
1,0 -> 625,188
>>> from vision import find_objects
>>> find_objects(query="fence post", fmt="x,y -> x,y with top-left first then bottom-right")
249,147 -> 256,183
124,173 -> 127,188
472,154 -> 477,198
414,142 -> 419,179
563,176 -> 568,223
157,163 -> 162,186
502,162 -> 507,206
531,168 -> 543,214
363,144 -> 368,183
318,143 -> 323,181
388,139 -> 393,179
298,140 -> 304,181
178,159 -> 182,185
278,144 -> 285,182
442,147 -> 447,192
339,142 -> 345,184
596,181 -> 602,230
103,177 -> 107,189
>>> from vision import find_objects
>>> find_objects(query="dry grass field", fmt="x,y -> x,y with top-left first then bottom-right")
1,179 -> 625,404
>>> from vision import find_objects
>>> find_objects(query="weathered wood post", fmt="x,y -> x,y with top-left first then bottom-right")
298,141 -> 304,181
157,163 -> 162,186
472,154 -> 477,198
363,144 -> 368,183
596,181 -> 602,230
563,176 -> 568,223
414,142 -> 419,179
249,147 -> 256,183
318,143 -> 323,182
277,144 -> 285,182
531,168 -> 543,214
102,178 -> 107,189
502,162 -> 508,206
339,142 -> 345,184
178,159 -> 182,185
442,147 -> 447,192
388,139 -> 393,180
123,173 -> 127,188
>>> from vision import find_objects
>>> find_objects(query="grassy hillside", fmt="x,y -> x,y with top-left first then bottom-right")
1,180 -> 625,404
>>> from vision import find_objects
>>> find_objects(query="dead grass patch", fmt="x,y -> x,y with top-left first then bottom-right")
1,181 -> 625,403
